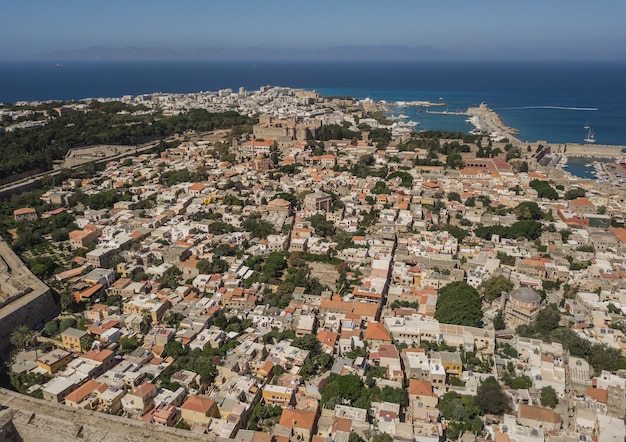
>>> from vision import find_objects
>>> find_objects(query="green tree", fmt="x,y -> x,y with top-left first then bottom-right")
529,180 -> 558,200
371,434 -> 393,442
119,336 -> 140,354
534,304 -> 561,335
447,191 -> 461,202
564,187 -> 586,200
242,216 -> 276,240
81,335 -> 94,352
540,386 -> 558,408
435,282 -> 482,327
476,379 -> 512,415
164,340 -> 185,358
292,334 -> 321,353
508,220 -> 543,240
430,223 -> 468,242
437,391 -> 482,438
493,310 -> 506,330
446,153 -> 464,169
509,375 -> 533,389
59,317 -> 77,333
348,433 -> 365,442
513,201 -> 543,220
197,257 -> 229,274
479,275 -> 514,302
308,214 -> 335,237
10,325 -> 36,350
43,320 -> 60,338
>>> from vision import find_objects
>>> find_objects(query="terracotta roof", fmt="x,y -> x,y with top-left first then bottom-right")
279,409 -> 317,430
250,433 -> 274,442
569,197 -> 594,207
82,349 -> 113,363
317,330 -> 337,348
364,321 -> 392,342
13,207 -> 36,215
409,379 -> 436,397
189,183 -> 206,191
181,395 -> 216,414
244,138 -> 275,147
351,302 -> 378,317
331,416 -> 352,433
518,404 -> 561,424
586,387 -> 608,404
65,379 -> 102,404
376,343 -> 399,359
133,382 -> 156,398
610,227 -> 626,244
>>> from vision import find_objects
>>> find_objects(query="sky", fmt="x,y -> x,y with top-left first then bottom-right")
2,0 -> 626,59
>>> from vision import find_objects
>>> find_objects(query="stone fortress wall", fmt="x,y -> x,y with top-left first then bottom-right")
0,240 -> 58,355
550,143 -> 625,158
0,389 -> 229,442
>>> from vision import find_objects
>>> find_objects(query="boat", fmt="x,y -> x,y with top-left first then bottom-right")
584,128 -> 596,143
584,121 -> 590,129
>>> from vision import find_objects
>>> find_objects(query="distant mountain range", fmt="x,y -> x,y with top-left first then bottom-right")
29,45 -> 462,61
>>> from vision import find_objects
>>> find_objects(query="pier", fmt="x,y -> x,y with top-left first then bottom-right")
425,109 -> 468,116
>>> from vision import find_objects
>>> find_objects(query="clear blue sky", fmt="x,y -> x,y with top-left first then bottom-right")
2,0 -> 625,59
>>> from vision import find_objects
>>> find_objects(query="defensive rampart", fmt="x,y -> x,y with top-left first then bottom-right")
0,388 -> 228,442
0,240 -> 58,355
550,143 -> 626,158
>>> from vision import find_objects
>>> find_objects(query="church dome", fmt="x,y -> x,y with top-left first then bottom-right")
510,287 -> 541,304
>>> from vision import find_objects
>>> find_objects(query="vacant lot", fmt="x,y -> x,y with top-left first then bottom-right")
308,262 -> 339,292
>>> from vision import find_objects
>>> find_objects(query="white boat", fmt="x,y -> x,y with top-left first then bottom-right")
584,121 -> 590,129
584,128 -> 596,143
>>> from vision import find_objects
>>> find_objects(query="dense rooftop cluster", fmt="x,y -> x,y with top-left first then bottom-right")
2,86 -> 626,442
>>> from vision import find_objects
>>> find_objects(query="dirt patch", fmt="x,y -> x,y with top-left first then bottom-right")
308,262 -> 339,292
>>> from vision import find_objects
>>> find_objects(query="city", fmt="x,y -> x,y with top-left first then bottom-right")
0,85 -> 624,442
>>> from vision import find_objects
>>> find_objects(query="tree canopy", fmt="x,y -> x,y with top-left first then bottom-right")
479,275 -> 514,302
513,201 -> 543,220
475,377 -> 512,415
435,281 -> 482,326
529,180 -> 559,200
474,219 -> 543,241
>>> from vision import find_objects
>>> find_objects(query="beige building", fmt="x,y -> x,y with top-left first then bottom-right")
518,404 -> 561,432
304,191 -> 332,212
262,384 -> 295,408
504,287 -> 542,327
180,395 -> 220,427
13,207 -> 37,222
36,349 -> 73,374
69,228 -> 100,250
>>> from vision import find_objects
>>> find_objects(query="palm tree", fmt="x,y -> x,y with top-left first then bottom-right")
10,325 -> 36,351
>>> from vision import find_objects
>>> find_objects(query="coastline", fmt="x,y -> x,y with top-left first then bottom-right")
466,103 -> 521,142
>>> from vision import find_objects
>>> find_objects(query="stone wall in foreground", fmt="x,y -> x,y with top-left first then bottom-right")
0,389 -> 228,442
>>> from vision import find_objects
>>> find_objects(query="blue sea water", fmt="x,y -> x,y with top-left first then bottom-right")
1,59 -> 625,148
563,157 -> 613,180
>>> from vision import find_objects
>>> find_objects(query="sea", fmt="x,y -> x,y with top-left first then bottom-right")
1,59 -> 625,178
